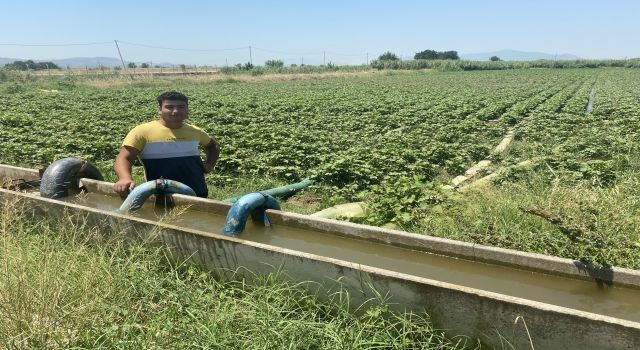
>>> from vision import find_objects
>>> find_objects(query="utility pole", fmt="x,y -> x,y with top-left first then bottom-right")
249,46 -> 253,65
114,40 -> 133,80
323,51 -> 326,65
301,56 -> 304,66
366,52 -> 369,65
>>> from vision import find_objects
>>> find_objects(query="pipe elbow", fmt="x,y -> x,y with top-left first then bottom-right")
40,157 -> 103,199
223,192 -> 280,236
117,178 -> 196,213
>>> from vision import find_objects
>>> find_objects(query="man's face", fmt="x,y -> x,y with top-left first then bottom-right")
159,99 -> 188,124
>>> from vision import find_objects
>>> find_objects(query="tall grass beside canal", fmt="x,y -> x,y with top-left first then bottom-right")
0,198 -> 477,349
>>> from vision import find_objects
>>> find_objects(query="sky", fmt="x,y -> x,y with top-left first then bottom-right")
1,0 -> 639,66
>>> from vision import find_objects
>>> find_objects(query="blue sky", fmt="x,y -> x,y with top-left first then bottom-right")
1,0 -> 638,65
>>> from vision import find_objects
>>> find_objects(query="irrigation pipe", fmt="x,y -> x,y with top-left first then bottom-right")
585,86 -> 596,114
223,192 -> 281,236
458,159 -> 538,192
117,179 -> 196,213
309,202 -> 368,219
443,128 -> 515,189
40,157 -> 104,199
223,178 -> 314,203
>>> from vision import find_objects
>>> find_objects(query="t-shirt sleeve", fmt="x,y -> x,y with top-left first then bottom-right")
193,125 -> 213,147
122,126 -> 146,151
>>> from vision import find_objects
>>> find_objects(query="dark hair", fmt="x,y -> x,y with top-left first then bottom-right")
157,91 -> 189,106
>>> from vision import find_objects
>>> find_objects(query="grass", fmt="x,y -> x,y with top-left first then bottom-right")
3,67 -> 381,91
384,160 -> 640,269
0,197 -> 478,349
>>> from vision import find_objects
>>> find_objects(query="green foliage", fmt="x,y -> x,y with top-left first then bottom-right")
127,62 -> 136,68
140,62 -> 150,68
250,67 -> 265,76
219,63 -> 366,75
377,51 -> 399,61
3,83 -> 27,94
230,62 -> 255,71
265,59 -> 284,68
55,76 -> 77,90
4,60 -> 59,70
355,175 -> 448,227
371,58 -> 640,71
414,49 -> 459,60
0,69 -> 9,82
490,56 -> 501,61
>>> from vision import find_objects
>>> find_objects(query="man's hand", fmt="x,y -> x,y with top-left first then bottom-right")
114,179 -> 136,197
203,139 -> 220,174
203,162 -> 215,174
113,146 -> 140,197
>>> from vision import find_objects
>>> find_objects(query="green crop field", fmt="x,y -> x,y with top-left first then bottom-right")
2,68 -> 639,269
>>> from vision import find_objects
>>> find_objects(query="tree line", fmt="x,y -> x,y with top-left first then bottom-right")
377,49 -> 461,61
4,60 -> 60,70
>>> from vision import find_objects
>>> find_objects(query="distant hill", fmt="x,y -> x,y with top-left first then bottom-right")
0,57 -> 21,65
460,50 -> 581,61
51,57 -> 124,68
0,57 -> 176,68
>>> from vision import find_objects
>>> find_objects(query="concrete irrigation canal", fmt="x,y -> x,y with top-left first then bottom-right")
1,162 -> 639,349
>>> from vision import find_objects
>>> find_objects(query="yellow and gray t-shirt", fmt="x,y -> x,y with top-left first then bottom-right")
122,120 -> 211,196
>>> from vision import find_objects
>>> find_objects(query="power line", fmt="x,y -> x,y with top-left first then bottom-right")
117,40 -> 248,52
324,50 -> 368,57
252,47 -> 365,57
252,46 -> 323,56
1,39 -> 373,65
0,40 -> 368,57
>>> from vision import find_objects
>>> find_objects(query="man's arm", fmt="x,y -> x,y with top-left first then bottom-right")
113,145 -> 140,196
203,139 -> 220,173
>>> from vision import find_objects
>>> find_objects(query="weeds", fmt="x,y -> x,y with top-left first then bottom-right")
0,198 -> 472,349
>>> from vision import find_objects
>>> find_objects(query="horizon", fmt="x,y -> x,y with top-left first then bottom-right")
1,0 -> 639,66
0,49 -> 596,68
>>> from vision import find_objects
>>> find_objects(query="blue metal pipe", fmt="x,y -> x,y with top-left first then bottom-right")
117,179 -> 196,213
223,192 -> 281,236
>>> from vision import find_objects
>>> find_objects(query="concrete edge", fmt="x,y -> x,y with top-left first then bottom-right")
0,164 -> 40,181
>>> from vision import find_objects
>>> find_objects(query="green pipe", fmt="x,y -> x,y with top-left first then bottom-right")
223,178 -> 314,203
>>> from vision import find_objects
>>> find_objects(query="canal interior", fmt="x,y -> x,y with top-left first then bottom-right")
65,192 -> 640,323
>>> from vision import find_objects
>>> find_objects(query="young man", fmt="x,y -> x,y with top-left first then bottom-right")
113,91 -> 220,198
